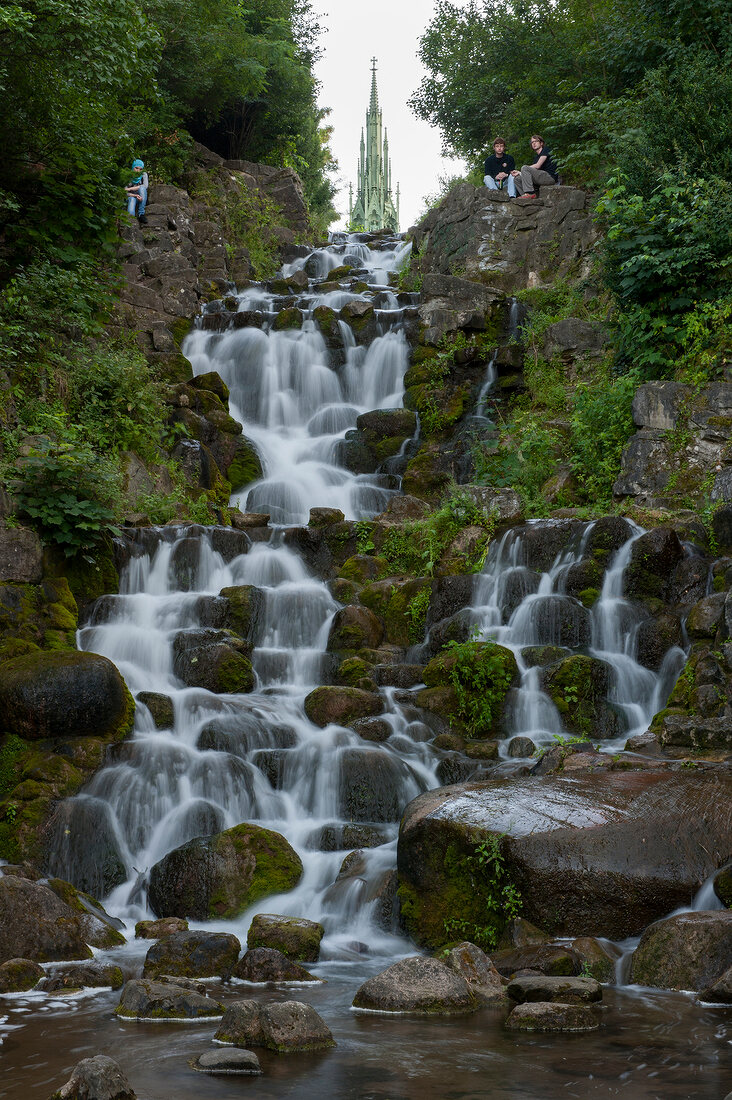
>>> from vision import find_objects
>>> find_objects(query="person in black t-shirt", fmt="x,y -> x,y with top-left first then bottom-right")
512,135 -> 559,197
484,138 -> 517,197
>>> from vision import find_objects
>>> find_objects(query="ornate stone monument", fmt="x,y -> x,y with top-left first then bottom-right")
348,59 -> 400,233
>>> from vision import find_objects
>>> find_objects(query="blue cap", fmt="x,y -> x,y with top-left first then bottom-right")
132,159 -> 144,170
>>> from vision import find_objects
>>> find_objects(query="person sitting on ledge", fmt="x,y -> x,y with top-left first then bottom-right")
512,135 -> 559,198
125,158 -> 148,225
483,137 -> 517,197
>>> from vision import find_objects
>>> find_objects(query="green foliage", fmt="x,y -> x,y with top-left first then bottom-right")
0,736 -> 27,800
443,835 -> 522,952
354,521 -> 376,554
406,586 -> 431,644
569,369 -> 638,503
190,172 -> 283,279
381,488 -> 493,578
10,438 -> 120,557
442,639 -> 515,738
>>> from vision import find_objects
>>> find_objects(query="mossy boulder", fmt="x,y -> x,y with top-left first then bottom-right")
312,305 -> 340,343
224,436 -> 263,492
172,629 -> 254,693
218,584 -> 264,641
335,657 -> 377,691
419,641 -> 518,739
352,956 -> 478,1015
136,691 -> 174,729
0,650 -> 134,741
115,977 -> 224,1019
304,685 -> 384,728
401,444 -> 453,501
338,554 -> 386,584
0,874 -> 94,963
355,409 -> 417,461
541,654 -> 624,740
326,605 -> 384,652
148,822 -> 303,920
46,876 -> 126,949
337,747 -> 424,822
215,998 -> 335,1052
624,527 -> 684,603
246,914 -> 324,962
360,576 -> 432,647
272,306 -> 302,331
629,911 -> 732,991
0,956 -> 44,992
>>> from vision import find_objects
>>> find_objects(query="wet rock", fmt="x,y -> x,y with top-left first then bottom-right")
136,691 -> 174,729
327,605 -> 384,652
372,663 -> 425,688
0,650 -> 134,741
215,998 -> 335,1052
520,645 -> 571,668
541,654 -> 624,740
115,978 -> 224,1020
352,955 -> 478,1014
569,936 -> 618,982
444,942 -> 504,1004
38,962 -> 124,993
193,1049 -> 262,1076
247,914 -> 323,962
0,526 -> 43,584
686,592 -> 726,638
714,866 -> 732,907
355,409 -> 417,462
420,642 -> 518,738
50,1055 -> 136,1100
624,528 -> 685,602
635,614 -> 683,671
584,517 -> 633,562
142,930 -> 241,980
172,628 -> 254,693
196,712 -> 297,755
527,594 -> 591,648
505,1001 -> 599,1032
498,568 -> 541,622
304,685 -> 384,728
0,875 -> 93,964
506,974 -> 602,1004
491,945 -> 582,977
515,520 -> 584,573
507,736 -> 536,758
655,714 -> 732,752
629,910 -> 732,991
397,770 -> 732,943
338,747 -> 424,822
148,823 -> 302,921
499,917 -> 551,948
233,947 -> 320,983
306,822 -> 390,851
0,957 -> 44,992
427,575 -> 475,626
338,554 -> 383,584
218,585 -> 264,641
425,609 -> 473,656
350,716 -> 391,741
700,965 -> 732,1004
44,799 -> 128,899
668,555 -> 710,606
135,917 -> 189,939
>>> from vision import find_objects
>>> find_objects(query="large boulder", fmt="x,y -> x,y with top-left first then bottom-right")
172,628 -> 254,693
623,528 -> 685,602
246,913 -> 323,962
540,654 -> 624,740
233,947 -> 319,983
142,930 -> 241,979
0,957 -> 44,992
397,770 -> 732,944
304,685 -> 384,728
0,650 -> 134,741
115,978 -> 224,1020
444,941 -> 505,1004
0,874 -> 94,963
50,1055 -> 136,1100
629,911 -> 732,991
148,823 -> 302,920
215,999 -> 335,1052
352,956 -> 479,1014
326,605 -> 384,652
337,747 -> 425,822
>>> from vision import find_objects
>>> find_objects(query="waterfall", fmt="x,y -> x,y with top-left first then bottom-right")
47,236 -> 687,962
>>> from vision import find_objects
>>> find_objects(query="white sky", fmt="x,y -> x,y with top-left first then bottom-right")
313,1 -> 469,231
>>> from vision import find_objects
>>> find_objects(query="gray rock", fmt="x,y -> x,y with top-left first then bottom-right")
114,978 -> 224,1020
215,998 -> 334,1052
352,955 -> 478,1014
246,914 -> 323,962
444,941 -> 504,1003
0,876 -> 93,964
629,910 -> 732,991
39,962 -> 124,993
143,930 -> 241,979
462,485 -> 523,524
193,1049 -> 262,1076
543,318 -> 610,360
632,382 -> 691,430
506,974 -> 602,1004
0,526 -> 43,583
50,1055 -> 136,1099
505,1001 -> 599,1031
0,957 -> 44,992
233,947 -> 320,983
700,965 -> 732,1004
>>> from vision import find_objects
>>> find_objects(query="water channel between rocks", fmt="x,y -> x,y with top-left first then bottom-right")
1,235 -> 729,1099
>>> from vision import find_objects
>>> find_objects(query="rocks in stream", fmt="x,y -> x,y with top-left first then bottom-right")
142,930 -> 240,980
233,947 -> 320,984
50,1055 -> 137,1100
115,978 -> 224,1020
304,685 -> 384,727
193,1049 -> 262,1076
172,628 -> 255,693
352,955 -> 479,1015
38,962 -> 124,994
505,1001 -> 600,1032
246,914 -> 324,961
148,823 -> 302,921
215,999 -> 335,1052
0,957 -> 44,992
397,769 -> 732,946
629,910 -> 732,991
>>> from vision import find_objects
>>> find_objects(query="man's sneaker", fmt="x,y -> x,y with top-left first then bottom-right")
138,214 -> 148,226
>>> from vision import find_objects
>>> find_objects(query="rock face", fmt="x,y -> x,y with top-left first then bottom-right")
397,770 -> 732,944
148,822 -> 302,920
0,650 -> 134,740
351,955 -> 478,1015
215,999 -> 335,1052
50,1055 -> 136,1100
115,978 -> 224,1020
629,911 -> 732,991
410,184 -> 598,294
615,380 -> 732,506
142,930 -> 241,979
0,875 -> 96,963
246,913 -> 323,962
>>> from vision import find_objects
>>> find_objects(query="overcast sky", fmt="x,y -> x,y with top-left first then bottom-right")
313,1 -> 469,231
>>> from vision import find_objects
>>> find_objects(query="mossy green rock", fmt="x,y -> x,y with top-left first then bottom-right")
360,577 -> 432,647
402,444 -> 452,500
421,642 -> 518,738
327,605 -> 384,652
304,685 -> 384,728
148,823 -> 303,920
541,654 -> 623,740
0,650 -> 134,741
272,306 -> 303,330
115,977 -> 225,1019
136,691 -> 175,729
224,436 -> 263,492
0,956 -> 44,992
629,911 -> 732,991
219,584 -> 264,640
0,874 -> 94,963
339,554 -> 386,584
46,877 -> 126,949
247,914 -> 324,962
336,657 -> 377,691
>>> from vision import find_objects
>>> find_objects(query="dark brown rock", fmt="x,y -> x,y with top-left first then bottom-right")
505,1000 -> 599,1031
233,947 -> 319,983
50,1055 -> 136,1100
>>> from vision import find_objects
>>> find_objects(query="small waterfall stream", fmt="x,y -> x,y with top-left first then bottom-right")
11,234 -> 728,1100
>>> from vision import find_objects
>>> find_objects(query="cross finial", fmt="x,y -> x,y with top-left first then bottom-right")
371,57 -> 378,72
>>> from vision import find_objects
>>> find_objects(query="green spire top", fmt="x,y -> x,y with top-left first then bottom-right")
349,59 -> 400,233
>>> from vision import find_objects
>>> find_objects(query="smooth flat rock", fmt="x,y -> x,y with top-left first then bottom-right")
193,1049 -> 262,1076
115,979 -> 223,1020
505,1000 -> 600,1032
506,975 -> 602,1004
352,955 -> 478,1015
